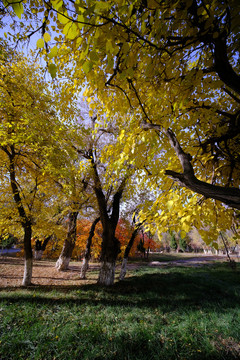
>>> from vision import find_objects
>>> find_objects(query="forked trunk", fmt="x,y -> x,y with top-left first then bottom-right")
34,236 -> 52,260
91,155 -> 126,285
56,211 -> 78,271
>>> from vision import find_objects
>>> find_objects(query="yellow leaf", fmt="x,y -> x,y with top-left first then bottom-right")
48,46 -> 58,59
43,32 -> 51,42
182,223 -> 190,233
167,200 -> 174,209
63,22 -> 79,40
36,38 -> 44,48
57,12 -> 69,25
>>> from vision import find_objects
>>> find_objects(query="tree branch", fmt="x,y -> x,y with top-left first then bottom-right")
164,129 -> 240,209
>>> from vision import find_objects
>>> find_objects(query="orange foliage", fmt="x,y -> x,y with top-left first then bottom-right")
116,218 -> 157,258
26,218 -> 157,260
74,218 -> 102,260
74,217 -> 157,260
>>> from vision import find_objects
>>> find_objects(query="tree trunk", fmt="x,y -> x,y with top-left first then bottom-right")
34,235 -> 52,260
98,260 -> 116,286
4,146 -> 33,286
80,217 -> 100,279
97,227 -> 121,286
90,151 -> 126,285
56,238 -> 75,271
56,211 -> 78,271
119,226 -> 140,281
80,257 -> 89,279
119,257 -> 128,281
34,250 -> 43,260
22,222 -> 33,286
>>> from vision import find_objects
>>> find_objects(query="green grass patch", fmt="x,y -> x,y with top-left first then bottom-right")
0,263 -> 240,359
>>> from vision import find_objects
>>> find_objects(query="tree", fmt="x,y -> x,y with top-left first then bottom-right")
8,0 -> 238,207
170,231 -> 178,251
90,149 -> 127,285
119,221 -> 142,281
79,216 -> 100,279
3,0 -> 240,254
0,48 -> 63,285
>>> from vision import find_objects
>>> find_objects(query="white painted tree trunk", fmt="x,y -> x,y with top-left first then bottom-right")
22,258 -> 32,286
98,261 -> 116,286
55,256 -> 70,271
80,258 -> 89,279
119,258 -> 128,281
34,250 -> 43,260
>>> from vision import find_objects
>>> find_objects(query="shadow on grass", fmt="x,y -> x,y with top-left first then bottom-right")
0,264 -> 239,314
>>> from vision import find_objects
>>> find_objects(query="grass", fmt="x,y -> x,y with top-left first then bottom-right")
0,261 -> 240,359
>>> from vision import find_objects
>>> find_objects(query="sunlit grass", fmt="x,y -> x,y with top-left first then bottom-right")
0,263 -> 239,359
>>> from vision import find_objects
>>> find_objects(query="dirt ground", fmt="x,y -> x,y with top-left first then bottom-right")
0,257 -> 100,288
0,255 -> 235,288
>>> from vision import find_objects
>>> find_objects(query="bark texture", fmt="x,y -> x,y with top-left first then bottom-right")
80,258 -> 89,279
22,221 -> 33,286
80,217 -> 100,279
22,258 -> 33,286
56,255 -> 72,271
119,258 -> 128,281
56,211 -> 78,271
98,261 -> 116,286
213,36 -> 240,96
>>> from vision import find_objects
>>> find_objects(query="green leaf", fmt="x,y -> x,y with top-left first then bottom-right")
36,38 -> 44,49
48,63 -> 57,78
12,1 -> 24,19
82,61 -> 93,74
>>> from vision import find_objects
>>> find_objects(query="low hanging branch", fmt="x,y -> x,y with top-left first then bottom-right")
164,128 -> 240,210
141,122 -> 240,210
